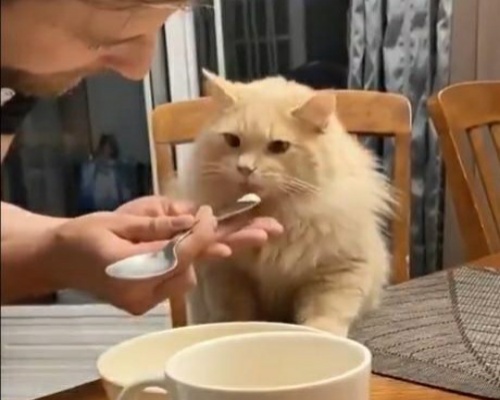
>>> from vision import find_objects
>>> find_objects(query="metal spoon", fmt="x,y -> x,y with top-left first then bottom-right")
105,193 -> 262,280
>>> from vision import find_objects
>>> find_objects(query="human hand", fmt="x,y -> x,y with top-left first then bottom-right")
116,195 -> 193,218
116,195 -> 284,258
39,207 -> 218,314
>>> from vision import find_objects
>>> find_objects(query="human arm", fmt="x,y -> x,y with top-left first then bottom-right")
1,129 -> 71,301
1,201 -> 67,237
1,196 -> 283,314
1,202 -> 69,303
1,203 -> 213,312
1,134 -> 15,162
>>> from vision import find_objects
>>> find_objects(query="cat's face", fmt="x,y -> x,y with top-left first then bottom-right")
193,71 -> 339,202
198,104 -> 319,199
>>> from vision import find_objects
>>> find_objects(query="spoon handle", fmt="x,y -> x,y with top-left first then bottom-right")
172,199 -> 259,238
167,200 -> 259,262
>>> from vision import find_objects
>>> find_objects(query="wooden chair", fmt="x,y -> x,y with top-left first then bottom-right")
428,81 -> 500,261
151,90 -> 412,328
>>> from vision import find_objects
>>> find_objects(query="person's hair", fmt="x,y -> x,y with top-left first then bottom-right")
96,133 -> 120,158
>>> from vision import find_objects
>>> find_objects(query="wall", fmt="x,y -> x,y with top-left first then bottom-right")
442,0 -> 500,267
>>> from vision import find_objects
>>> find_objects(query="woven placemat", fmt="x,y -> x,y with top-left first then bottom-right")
350,265 -> 500,399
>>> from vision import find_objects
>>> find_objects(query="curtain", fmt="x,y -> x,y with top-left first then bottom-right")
347,0 -> 453,276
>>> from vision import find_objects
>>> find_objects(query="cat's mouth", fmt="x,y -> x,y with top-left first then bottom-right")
239,180 -> 263,192
238,178 -> 273,200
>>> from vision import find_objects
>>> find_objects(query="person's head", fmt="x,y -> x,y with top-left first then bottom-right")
96,133 -> 120,159
1,0 -> 187,97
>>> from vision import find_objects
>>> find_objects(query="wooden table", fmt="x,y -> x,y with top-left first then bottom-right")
37,375 -> 474,400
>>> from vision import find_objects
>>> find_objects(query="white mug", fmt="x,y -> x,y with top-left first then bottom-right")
117,331 -> 371,400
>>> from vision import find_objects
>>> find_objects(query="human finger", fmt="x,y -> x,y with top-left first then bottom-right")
219,228 -> 269,250
111,214 -> 195,242
202,242 -> 233,259
169,200 -> 197,216
115,196 -> 168,217
174,206 -> 218,267
215,216 -> 283,239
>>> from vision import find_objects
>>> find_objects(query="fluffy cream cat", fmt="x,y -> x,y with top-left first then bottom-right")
180,70 -> 395,337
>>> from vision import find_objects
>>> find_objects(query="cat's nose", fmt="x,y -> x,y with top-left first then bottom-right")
237,165 -> 256,177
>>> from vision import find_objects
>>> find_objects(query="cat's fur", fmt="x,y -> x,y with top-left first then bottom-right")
180,71 -> 395,337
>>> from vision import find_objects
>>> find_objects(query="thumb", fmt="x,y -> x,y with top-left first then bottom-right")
111,214 -> 195,242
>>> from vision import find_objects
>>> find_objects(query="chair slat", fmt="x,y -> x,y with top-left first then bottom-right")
391,133 -> 411,282
491,123 -> 500,160
468,127 -> 500,234
169,295 -> 188,328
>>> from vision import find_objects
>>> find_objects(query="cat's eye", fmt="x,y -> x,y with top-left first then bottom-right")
222,133 -> 241,148
268,140 -> 291,154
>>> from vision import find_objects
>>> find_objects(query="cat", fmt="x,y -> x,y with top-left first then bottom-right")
180,70 -> 396,337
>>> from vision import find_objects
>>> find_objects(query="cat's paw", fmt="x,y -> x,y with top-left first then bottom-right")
303,317 -> 349,337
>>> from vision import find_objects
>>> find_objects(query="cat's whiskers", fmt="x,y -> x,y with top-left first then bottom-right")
271,171 -> 319,191
280,181 -> 305,196
200,166 -> 222,174
285,176 -> 320,194
283,181 -> 317,196
200,172 -> 222,180
262,172 -> 320,197
199,161 -> 224,170
277,173 -> 319,194
199,162 -> 242,185
200,164 -> 224,179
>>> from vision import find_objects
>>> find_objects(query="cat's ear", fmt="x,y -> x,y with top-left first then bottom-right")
202,68 -> 237,108
290,90 -> 337,133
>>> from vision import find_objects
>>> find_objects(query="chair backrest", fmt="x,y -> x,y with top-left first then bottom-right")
428,81 -> 500,261
151,90 -> 412,327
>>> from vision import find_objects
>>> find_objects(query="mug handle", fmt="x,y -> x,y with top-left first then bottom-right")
117,374 -> 177,400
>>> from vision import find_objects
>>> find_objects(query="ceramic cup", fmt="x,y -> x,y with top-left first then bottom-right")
116,331 -> 371,400
97,322 -> 320,400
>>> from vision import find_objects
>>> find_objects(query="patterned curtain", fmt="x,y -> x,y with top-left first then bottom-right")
347,0 -> 453,276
